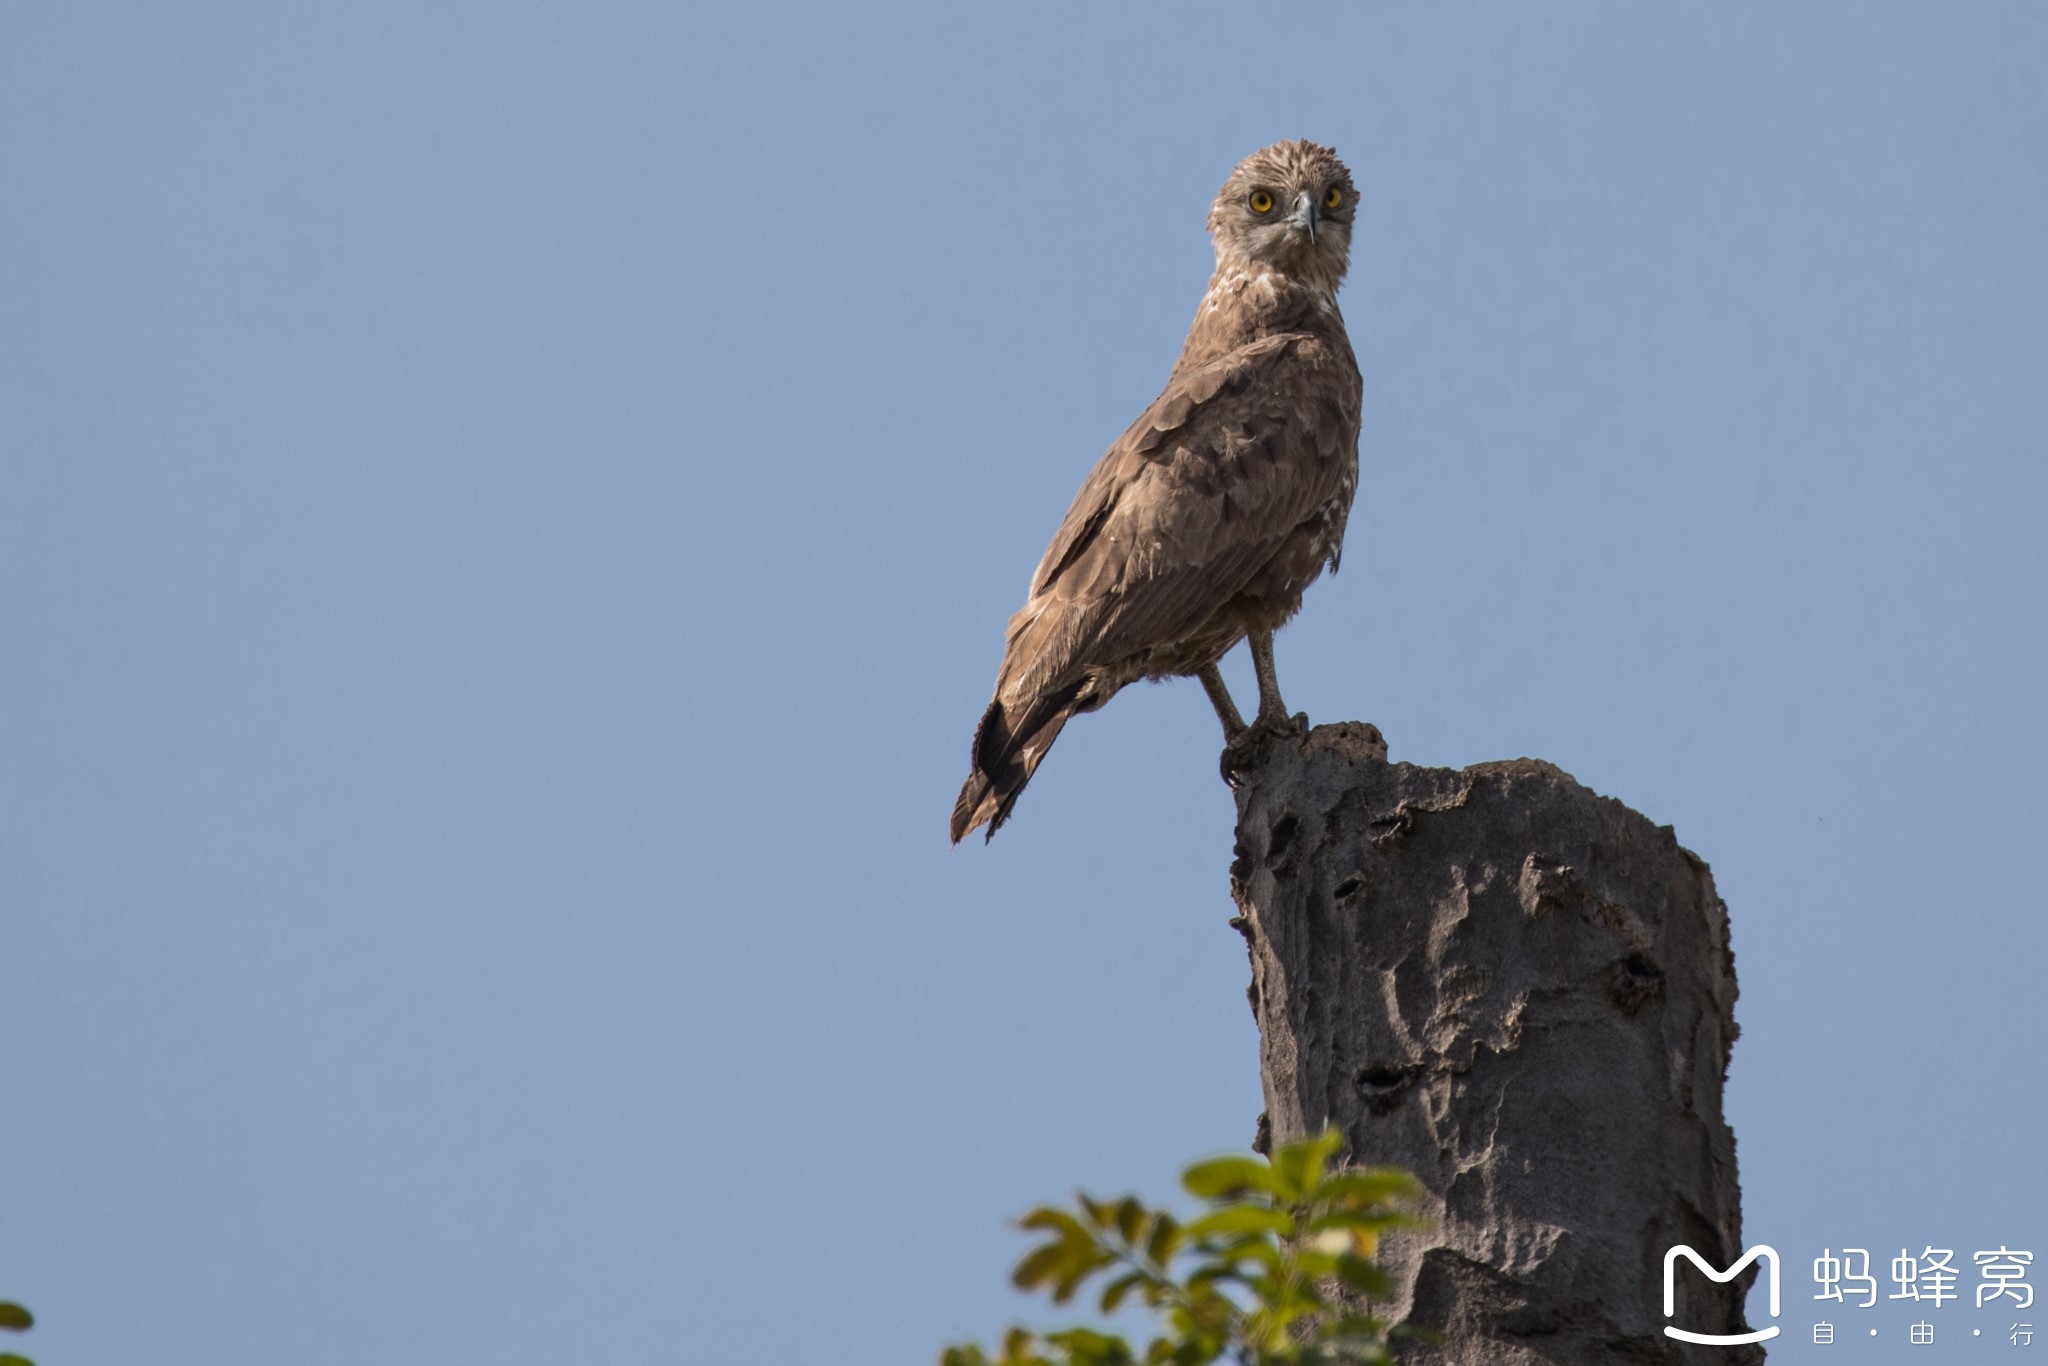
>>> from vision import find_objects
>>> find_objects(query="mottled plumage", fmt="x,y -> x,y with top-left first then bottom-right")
952,140 -> 1363,843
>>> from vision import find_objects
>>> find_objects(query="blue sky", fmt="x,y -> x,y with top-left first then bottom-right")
4,4 -> 2043,1362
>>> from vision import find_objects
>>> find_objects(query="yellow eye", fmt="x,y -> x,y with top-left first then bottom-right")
1323,187 -> 1344,211
1249,190 -> 1274,214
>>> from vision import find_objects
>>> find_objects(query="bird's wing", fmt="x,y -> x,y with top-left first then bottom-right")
1027,333 -> 1290,601
996,332 -> 1358,704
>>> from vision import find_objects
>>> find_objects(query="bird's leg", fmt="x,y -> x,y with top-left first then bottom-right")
1218,630 -> 1307,785
1247,628 -> 1300,731
1198,664 -> 1247,741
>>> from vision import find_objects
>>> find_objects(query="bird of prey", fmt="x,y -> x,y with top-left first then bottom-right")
951,139 -> 1363,844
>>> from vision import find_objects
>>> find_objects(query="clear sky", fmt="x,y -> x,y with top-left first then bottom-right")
4,4 -> 2043,1362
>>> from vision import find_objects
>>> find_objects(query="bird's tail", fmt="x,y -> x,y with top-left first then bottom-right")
950,680 -> 1085,844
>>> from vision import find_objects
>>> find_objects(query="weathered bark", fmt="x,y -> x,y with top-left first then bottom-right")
1231,722 -> 1760,1364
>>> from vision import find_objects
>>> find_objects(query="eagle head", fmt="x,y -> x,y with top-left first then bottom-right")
1207,140 -> 1356,291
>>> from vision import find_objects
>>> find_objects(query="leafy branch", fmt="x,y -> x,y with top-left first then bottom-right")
941,1129 -> 1430,1366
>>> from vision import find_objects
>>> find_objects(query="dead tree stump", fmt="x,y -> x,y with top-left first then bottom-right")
1230,722 -> 1761,1364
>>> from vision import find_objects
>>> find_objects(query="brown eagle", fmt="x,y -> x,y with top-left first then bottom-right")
952,140 -> 1363,844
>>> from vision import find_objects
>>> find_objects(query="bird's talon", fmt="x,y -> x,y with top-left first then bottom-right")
1219,713 -> 1304,785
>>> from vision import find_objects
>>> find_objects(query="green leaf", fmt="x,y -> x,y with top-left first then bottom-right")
1020,1207 -> 1091,1241
1305,1210 -> 1400,1237
1268,1128 -> 1344,1202
1044,1324 -> 1135,1361
1182,1205 -> 1293,1241
1113,1196 -> 1146,1245
1184,1263 -> 1252,1294
1209,1229 -> 1285,1265
0,1353 -> 33,1366
1334,1254 -> 1391,1298
1180,1156 -> 1275,1201
1078,1192 -> 1114,1230
1099,1268 -> 1149,1315
1050,1248 -> 1116,1304
1315,1169 -> 1425,1208
0,1307 -> 28,1332
1012,1241 -> 1068,1291
1323,1312 -> 1390,1337
1144,1211 -> 1180,1266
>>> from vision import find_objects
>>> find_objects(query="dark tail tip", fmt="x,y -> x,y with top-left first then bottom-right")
951,684 -> 1083,845
949,775 -> 988,845
950,700 -> 1011,844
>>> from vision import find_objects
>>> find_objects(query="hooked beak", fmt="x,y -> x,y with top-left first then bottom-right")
1287,191 -> 1319,242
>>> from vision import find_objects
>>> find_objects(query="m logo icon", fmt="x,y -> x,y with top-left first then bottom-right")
1662,1244 -> 1781,1346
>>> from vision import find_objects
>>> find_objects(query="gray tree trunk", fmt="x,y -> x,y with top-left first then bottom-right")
1231,722 -> 1763,1364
